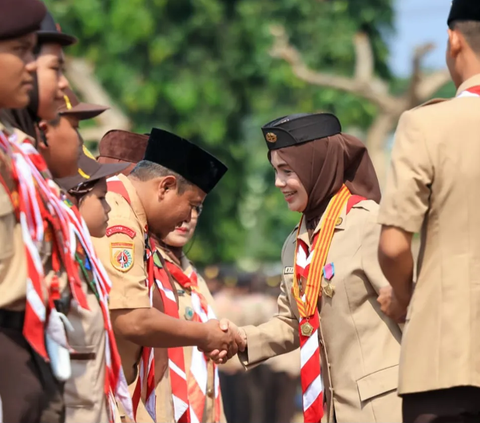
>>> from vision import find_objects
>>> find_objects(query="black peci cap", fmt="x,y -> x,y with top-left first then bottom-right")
0,0 -> 47,40
448,0 -> 480,25
261,113 -> 342,150
144,128 -> 228,194
37,11 -> 77,47
56,146 -> 128,192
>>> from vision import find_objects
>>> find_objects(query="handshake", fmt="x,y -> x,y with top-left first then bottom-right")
197,319 -> 247,364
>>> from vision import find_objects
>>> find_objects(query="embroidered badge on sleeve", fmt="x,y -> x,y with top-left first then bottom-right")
106,225 -> 136,239
110,242 -> 135,272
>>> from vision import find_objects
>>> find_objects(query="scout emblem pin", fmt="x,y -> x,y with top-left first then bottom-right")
184,307 -> 194,321
323,262 -> 335,298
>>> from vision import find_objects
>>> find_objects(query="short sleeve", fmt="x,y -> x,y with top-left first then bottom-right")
92,195 -> 150,310
378,110 -> 433,233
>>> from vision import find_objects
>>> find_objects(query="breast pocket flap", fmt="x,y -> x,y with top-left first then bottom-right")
356,364 -> 398,402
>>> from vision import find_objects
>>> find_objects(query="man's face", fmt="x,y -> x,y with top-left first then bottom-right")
0,33 -> 37,109
38,115 -> 81,179
150,180 -> 206,239
36,43 -> 69,120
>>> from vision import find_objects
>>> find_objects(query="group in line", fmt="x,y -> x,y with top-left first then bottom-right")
0,0 -> 479,423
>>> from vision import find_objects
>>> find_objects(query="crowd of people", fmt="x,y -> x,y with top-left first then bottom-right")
1,0 -> 480,422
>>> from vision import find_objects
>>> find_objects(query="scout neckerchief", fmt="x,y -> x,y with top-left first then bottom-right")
165,260 -> 223,423
457,85 -> 480,98
61,199 -> 133,422
293,184 -> 351,423
107,177 -> 190,423
0,129 -> 89,361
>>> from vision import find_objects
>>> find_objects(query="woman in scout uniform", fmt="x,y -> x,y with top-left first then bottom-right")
235,113 -> 402,423
154,210 -> 226,423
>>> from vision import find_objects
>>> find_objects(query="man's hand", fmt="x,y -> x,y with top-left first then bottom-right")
205,319 -> 247,364
197,319 -> 238,362
377,286 -> 407,323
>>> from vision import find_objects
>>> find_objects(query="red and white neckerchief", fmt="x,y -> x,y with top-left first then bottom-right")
0,129 -> 89,360
165,261 -> 223,423
61,201 -> 133,422
293,185 -> 352,423
107,177 -> 190,423
457,85 -> 480,98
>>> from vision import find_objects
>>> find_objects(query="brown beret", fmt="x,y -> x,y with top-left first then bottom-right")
59,87 -> 109,120
0,0 -> 47,40
98,130 -> 148,164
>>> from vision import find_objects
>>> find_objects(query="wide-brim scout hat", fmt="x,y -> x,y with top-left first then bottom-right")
0,0 -> 46,40
56,146 -> 128,193
36,11 -> 77,46
448,0 -> 480,25
261,113 -> 342,150
144,128 -> 228,194
59,87 -> 109,121
98,130 -> 149,165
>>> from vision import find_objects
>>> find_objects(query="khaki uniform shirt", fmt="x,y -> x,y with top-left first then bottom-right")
93,174 -> 152,385
378,74 -> 480,395
64,255 -> 109,423
153,250 -> 226,423
0,122 -> 66,310
240,200 -> 402,423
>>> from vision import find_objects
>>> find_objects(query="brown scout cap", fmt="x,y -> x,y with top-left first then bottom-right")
58,87 -> 109,120
98,130 -> 149,164
37,11 -> 77,46
56,145 -> 128,192
0,0 -> 47,40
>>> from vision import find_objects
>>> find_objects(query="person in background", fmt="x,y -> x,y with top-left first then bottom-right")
378,1 -> 480,422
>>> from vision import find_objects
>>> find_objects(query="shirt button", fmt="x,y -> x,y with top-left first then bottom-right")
207,387 -> 214,398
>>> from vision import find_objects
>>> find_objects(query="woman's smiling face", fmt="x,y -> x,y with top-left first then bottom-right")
270,150 -> 308,213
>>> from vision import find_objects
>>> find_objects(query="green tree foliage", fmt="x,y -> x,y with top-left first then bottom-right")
45,0 -> 394,267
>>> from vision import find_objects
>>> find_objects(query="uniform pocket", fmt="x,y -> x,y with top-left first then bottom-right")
64,345 -> 98,408
356,365 -> 399,402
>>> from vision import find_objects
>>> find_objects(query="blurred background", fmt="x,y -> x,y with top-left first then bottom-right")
45,0 -> 454,421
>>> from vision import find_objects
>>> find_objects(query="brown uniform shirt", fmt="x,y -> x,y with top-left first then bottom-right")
240,200 -> 402,422
378,74 -> 480,395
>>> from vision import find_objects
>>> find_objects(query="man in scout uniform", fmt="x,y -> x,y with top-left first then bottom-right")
0,1 -> 67,422
92,128 -> 240,420
97,129 -> 227,423
378,1 -> 480,422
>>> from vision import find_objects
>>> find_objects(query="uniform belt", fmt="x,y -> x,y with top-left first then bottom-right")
0,309 -> 25,330
70,352 -> 96,360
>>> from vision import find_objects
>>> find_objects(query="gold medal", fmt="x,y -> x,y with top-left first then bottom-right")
324,283 -> 335,298
301,322 -> 314,337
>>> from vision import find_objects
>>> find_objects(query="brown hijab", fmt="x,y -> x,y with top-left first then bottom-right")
275,133 -> 381,227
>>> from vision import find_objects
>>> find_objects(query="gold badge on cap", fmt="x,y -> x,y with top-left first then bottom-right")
265,132 -> 277,143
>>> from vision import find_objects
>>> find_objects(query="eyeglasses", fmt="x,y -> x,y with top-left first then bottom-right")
193,205 -> 203,216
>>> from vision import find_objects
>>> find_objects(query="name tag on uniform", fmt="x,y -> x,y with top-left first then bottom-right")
283,266 -> 294,275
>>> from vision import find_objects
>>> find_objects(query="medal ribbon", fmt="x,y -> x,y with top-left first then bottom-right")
166,262 -> 223,423
293,184 -> 351,423
107,178 -> 190,423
